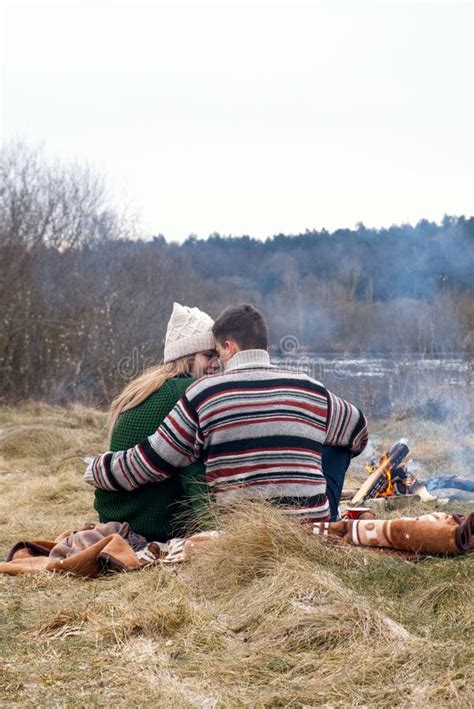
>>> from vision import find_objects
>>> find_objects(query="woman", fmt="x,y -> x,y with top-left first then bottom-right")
94,303 -> 218,541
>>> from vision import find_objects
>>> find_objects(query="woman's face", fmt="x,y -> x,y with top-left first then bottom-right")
190,350 -> 220,378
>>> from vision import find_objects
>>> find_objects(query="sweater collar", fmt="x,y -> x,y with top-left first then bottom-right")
224,349 -> 272,371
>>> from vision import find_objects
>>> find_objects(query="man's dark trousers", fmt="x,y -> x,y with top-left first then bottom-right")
322,446 -> 351,521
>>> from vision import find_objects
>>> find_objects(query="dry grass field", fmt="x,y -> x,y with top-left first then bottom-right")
0,402 -> 473,707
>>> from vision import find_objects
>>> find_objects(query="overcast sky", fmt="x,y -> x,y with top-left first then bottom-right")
0,0 -> 472,241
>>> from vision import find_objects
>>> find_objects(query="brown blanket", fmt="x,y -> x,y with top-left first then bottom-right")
1,512 -> 471,578
0,522 -> 144,577
312,512 -> 473,554
0,523 -> 219,578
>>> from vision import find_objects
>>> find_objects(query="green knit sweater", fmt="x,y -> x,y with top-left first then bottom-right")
94,377 -> 209,541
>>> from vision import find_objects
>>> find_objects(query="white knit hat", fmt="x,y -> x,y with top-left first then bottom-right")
163,303 -> 215,363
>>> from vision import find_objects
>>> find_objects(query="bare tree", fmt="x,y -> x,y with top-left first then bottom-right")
0,141 -> 137,401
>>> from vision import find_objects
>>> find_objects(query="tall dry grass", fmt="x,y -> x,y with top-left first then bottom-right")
0,402 -> 472,706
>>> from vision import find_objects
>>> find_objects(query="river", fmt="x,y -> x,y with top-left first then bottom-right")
270,353 -> 473,419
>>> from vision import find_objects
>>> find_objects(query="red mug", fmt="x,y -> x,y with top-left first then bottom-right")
344,507 -> 373,520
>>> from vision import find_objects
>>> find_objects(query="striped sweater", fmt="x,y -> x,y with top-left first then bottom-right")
88,350 -> 368,522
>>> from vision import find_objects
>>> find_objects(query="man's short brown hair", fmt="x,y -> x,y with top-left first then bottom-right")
212,304 -> 269,350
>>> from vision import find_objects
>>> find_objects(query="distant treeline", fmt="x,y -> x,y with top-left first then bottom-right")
1,142 -> 473,405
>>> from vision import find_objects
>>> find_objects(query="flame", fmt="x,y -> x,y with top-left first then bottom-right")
365,454 -> 395,497
382,463 -> 395,497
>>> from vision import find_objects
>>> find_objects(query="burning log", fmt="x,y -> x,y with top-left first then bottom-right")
351,439 -> 410,504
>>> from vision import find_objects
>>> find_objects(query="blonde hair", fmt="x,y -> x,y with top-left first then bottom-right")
107,355 -> 195,438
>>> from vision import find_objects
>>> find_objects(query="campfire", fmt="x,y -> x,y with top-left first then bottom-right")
346,439 -> 439,512
352,439 -> 415,503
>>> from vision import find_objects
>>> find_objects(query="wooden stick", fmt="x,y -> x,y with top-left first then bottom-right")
351,460 -> 392,504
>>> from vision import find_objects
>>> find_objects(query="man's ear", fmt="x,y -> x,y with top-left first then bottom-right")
226,339 -> 240,355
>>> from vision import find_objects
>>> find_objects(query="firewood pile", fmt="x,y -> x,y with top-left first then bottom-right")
342,439 -> 440,516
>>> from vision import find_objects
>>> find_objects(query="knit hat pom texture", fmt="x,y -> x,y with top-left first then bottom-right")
163,303 -> 215,363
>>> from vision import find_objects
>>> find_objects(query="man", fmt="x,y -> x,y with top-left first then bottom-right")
86,304 -> 368,523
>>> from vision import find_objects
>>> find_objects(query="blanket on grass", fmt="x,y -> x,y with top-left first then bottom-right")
313,512 -> 473,554
0,522 -> 217,578
0,513 -> 471,578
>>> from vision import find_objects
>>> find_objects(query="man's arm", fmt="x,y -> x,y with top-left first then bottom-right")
85,394 -> 202,491
325,390 -> 368,456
